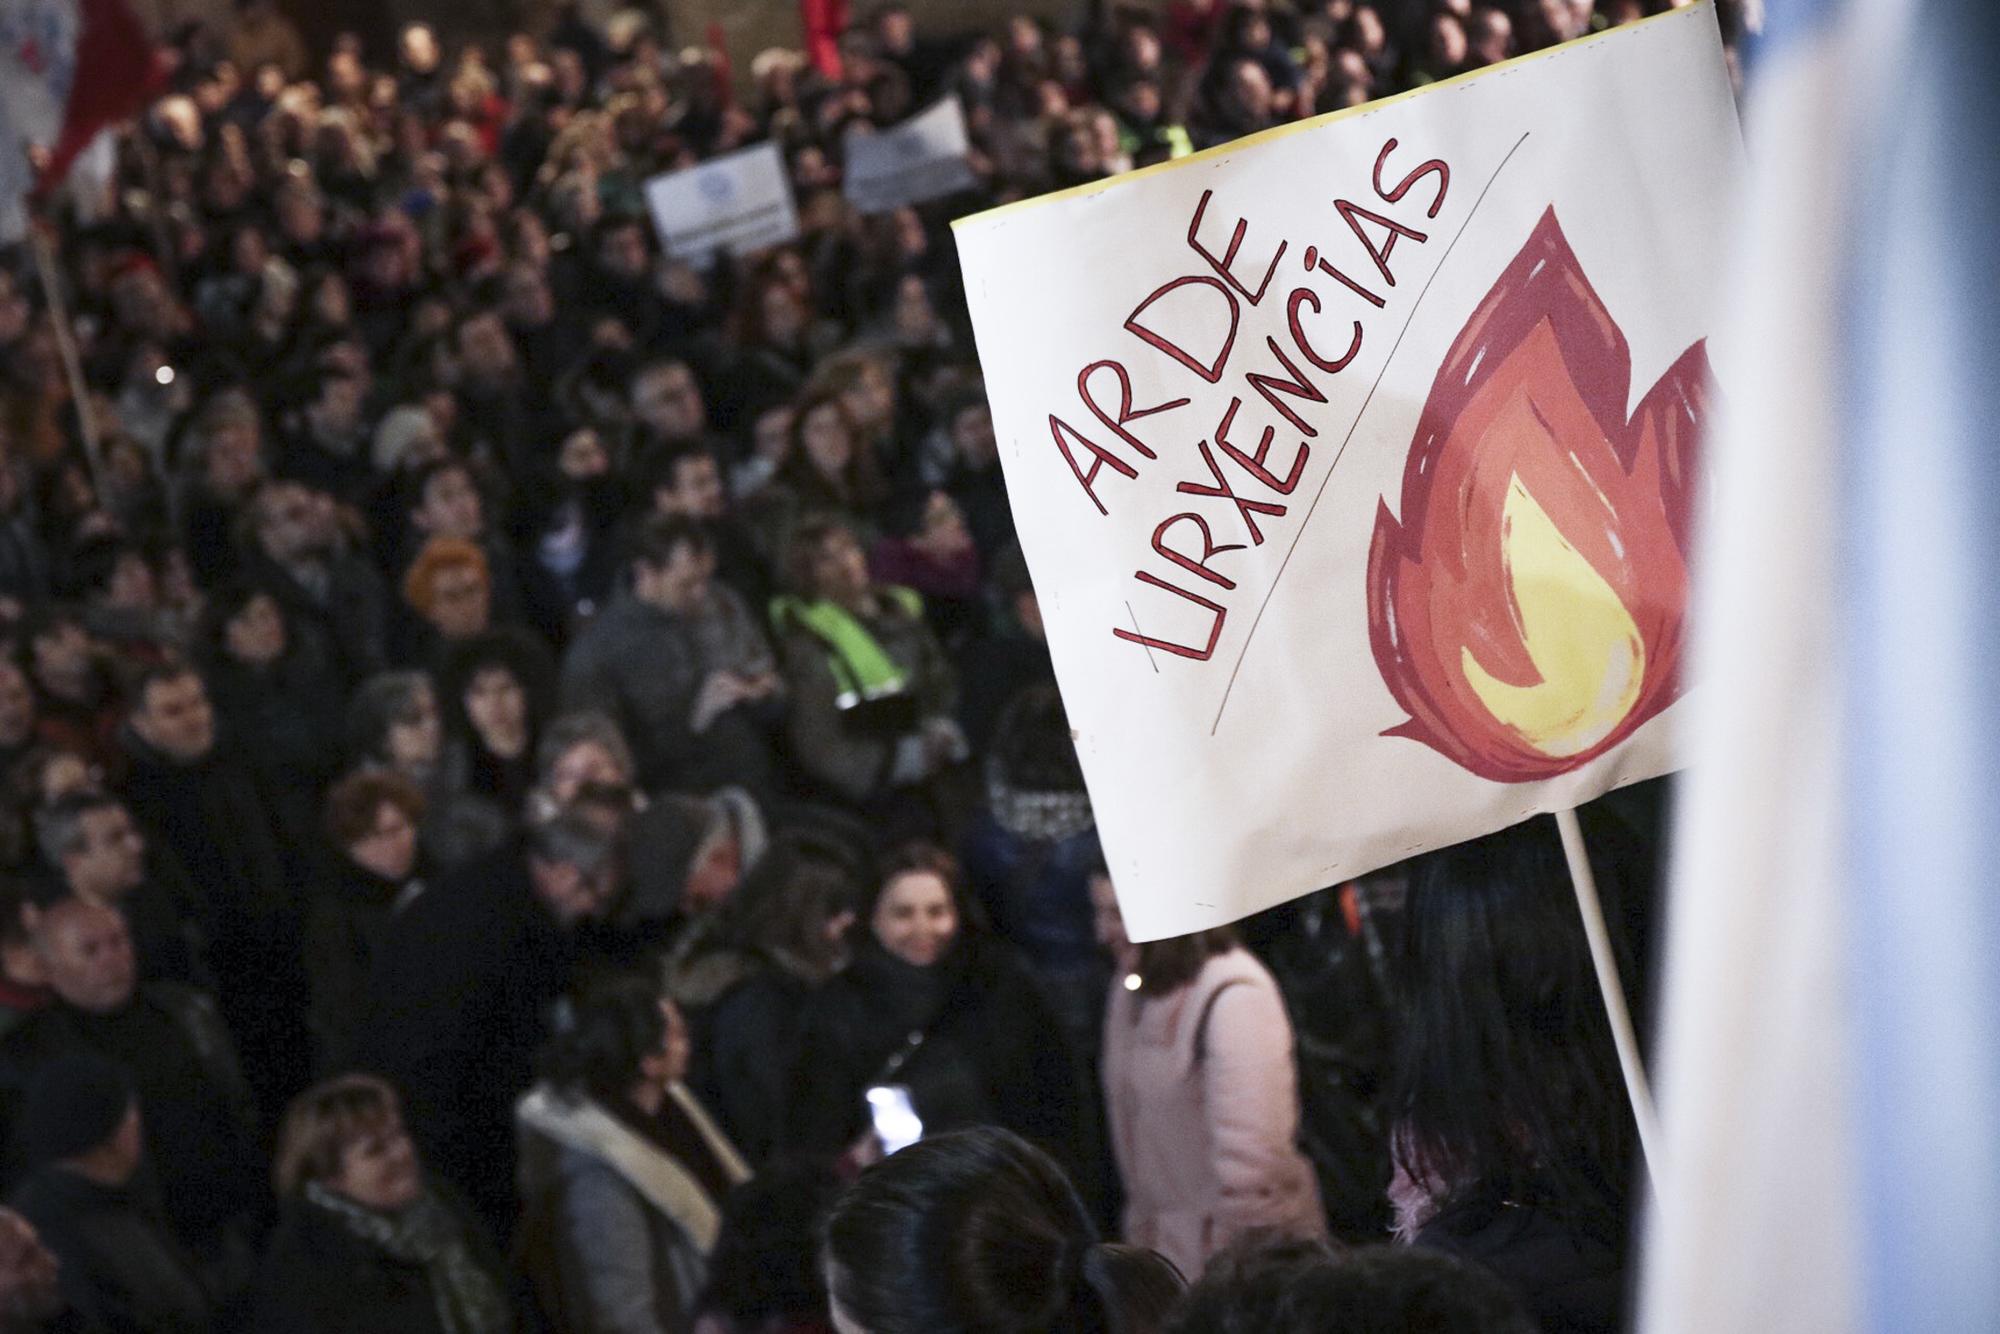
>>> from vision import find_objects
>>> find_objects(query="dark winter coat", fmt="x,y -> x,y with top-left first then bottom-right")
302,848 -> 427,1073
784,936 -> 1083,1170
117,729 -> 294,935
666,937 -> 820,1165
959,798 -> 1106,1058
0,985 -> 264,1257
118,728 -> 311,1116
1415,1193 -> 1625,1334
10,1167 -> 215,1334
201,639 -> 346,819
250,1178 -> 510,1334
352,846 -> 586,1232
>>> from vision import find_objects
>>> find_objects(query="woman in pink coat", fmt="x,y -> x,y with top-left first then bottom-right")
1093,873 -> 1328,1279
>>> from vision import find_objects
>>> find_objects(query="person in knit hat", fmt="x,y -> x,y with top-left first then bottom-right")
8,1053 -> 216,1332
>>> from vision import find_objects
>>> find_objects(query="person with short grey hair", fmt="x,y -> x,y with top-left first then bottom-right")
33,790 -> 207,992
532,711 -> 637,807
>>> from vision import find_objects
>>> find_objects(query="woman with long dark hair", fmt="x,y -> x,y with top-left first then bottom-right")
1387,817 -> 1637,1333
746,391 -> 889,566
722,262 -> 842,410
517,972 -> 751,1334
199,578 -> 346,815
438,630 -> 552,817
666,832 -> 862,1164
823,1126 -> 1183,1334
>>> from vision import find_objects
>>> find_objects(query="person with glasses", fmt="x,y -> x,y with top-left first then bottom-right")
304,771 -> 430,1073
254,1074 -> 515,1334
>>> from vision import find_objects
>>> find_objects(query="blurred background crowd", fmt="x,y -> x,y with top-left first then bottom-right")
0,0 -> 1744,1328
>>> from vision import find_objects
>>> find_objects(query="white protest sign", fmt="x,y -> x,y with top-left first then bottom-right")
843,96 -> 976,215
643,141 -> 799,264
954,5 -> 1743,941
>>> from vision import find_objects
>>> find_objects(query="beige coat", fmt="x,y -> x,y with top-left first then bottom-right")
1101,947 -> 1328,1278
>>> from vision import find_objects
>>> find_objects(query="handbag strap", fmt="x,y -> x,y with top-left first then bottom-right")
1192,978 -> 1251,1066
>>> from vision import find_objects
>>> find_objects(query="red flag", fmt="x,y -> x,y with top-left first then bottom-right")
800,0 -> 848,81
37,0 -> 166,194
706,20 -> 734,108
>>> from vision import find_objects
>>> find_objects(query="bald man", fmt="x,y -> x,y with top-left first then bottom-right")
0,899 -> 261,1278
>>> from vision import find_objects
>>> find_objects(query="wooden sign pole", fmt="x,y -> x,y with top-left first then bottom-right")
28,223 -> 109,505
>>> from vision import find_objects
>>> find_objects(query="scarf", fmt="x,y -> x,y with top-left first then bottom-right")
304,1181 -> 510,1334
850,940 -> 953,1037
516,1083 -> 750,1252
769,588 -> 923,709
984,768 -> 1096,842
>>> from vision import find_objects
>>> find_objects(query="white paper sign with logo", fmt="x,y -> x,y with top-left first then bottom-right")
644,141 -> 800,266
843,96 -> 977,215
952,6 -> 1743,941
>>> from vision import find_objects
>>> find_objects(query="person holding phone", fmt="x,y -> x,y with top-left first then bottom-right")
784,843 -> 1085,1177
559,515 -> 785,803
769,520 -> 966,838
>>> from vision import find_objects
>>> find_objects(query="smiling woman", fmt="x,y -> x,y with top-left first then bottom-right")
782,843 -> 1089,1184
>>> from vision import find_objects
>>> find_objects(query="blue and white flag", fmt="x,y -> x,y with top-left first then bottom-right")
1641,0 -> 2000,1329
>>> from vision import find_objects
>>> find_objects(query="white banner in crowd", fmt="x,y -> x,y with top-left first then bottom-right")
643,141 -> 800,265
844,96 -> 976,215
954,5 -> 1743,940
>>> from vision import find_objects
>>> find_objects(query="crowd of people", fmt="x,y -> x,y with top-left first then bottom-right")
0,0 -> 1719,1328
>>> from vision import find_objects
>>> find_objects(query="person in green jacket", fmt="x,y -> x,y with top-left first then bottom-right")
771,516 -> 967,835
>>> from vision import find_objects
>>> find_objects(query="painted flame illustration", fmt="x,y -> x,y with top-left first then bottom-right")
1366,207 -> 1705,783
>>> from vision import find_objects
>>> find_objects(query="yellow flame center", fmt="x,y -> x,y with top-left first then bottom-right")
1460,474 -> 1644,758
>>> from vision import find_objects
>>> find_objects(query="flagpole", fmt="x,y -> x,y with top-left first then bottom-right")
27,222 -> 109,505
1554,805 -> 1663,1192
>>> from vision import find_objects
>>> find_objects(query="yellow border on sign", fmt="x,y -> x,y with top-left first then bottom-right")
951,0 -> 1715,231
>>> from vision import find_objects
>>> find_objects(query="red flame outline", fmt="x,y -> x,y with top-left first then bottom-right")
1366,206 -> 1706,783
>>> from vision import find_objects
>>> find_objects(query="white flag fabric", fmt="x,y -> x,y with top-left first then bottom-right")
953,6 -> 1742,939
1642,0 -> 2000,1328
843,96 -> 976,215
643,142 -> 800,265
